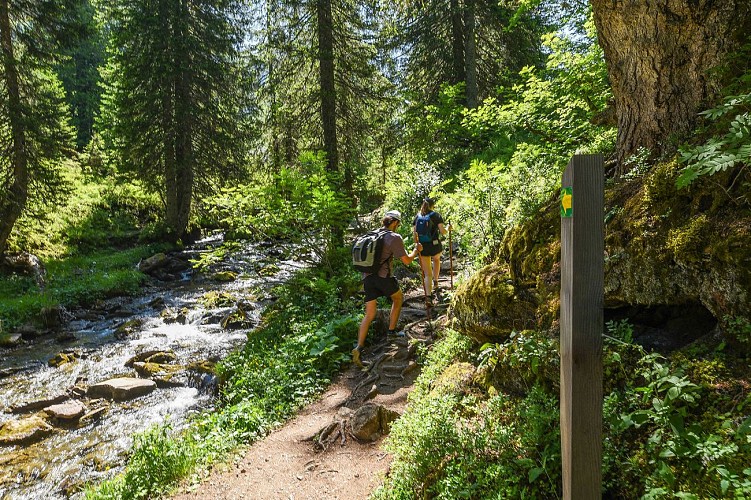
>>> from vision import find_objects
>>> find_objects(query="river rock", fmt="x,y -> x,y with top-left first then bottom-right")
213,271 -> 237,282
87,377 -> 157,401
0,415 -> 53,446
125,350 -> 177,367
161,307 -> 189,324
114,318 -> 144,340
0,333 -> 22,348
138,253 -> 168,274
10,394 -> 70,414
43,400 -> 86,421
48,351 -> 79,368
132,362 -> 183,379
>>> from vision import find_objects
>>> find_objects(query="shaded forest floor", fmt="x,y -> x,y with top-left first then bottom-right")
171,274 -> 452,499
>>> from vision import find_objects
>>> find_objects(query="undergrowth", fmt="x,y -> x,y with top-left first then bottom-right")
0,245 -> 168,329
375,328 -> 751,499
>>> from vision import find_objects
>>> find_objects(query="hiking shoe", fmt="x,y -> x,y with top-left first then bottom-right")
387,329 -> 406,338
351,345 -> 364,367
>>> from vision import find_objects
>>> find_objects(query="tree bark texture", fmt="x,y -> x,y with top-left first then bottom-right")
317,0 -> 338,173
450,0 -> 465,86
592,0 -> 751,175
463,0 -> 478,108
0,0 -> 28,256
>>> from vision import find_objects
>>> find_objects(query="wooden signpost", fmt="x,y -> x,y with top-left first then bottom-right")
560,154 -> 604,499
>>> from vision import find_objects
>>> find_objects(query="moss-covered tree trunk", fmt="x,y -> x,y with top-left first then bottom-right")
0,0 -> 27,257
592,0 -> 751,175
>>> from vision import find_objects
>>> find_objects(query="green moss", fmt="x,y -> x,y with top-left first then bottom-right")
667,214 -> 709,263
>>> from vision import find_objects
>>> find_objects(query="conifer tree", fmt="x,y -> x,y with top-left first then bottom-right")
101,0 -> 249,241
56,0 -> 104,150
0,0 -> 75,256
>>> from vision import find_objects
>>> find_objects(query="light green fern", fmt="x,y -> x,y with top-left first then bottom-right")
677,94 -> 751,188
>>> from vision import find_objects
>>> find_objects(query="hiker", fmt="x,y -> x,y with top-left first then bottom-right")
412,197 -> 449,305
352,210 -> 422,367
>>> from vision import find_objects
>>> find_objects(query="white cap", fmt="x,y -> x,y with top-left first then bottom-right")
384,210 -> 402,221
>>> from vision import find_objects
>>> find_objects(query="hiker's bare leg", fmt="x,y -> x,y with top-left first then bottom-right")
432,252 -> 442,286
358,299 -> 377,347
388,289 -> 404,330
419,254 -> 433,295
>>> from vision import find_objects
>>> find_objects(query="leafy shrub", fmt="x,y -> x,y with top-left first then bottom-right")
677,92 -> 751,190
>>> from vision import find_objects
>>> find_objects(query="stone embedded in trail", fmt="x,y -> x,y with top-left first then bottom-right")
43,400 -> 86,421
350,403 -> 400,442
87,377 -> 157,401
0,415 -> 53,446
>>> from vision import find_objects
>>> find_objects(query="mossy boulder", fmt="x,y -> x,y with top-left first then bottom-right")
452,160 -> 750,347
0,415 -> 53,446
451,264 -> 541,343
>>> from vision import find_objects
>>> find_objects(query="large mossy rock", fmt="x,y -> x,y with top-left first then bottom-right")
453,160 -> 751,345
0,415 -> 53,445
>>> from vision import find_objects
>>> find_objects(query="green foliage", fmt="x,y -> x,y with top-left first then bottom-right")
85,424 -> 196,500
382,325 -> 751,499
724,315 -> 751,351
9,163 -> 162,258
376,330 -> 561,499
606,319 -> 634,344
426,18 -> 615,264
677,92 -> 751,189
199,152 -> 354,271
0,245 -> 165,328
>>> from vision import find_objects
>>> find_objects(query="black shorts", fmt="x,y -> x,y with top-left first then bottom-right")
363,274 -> 400,302
420,241 -> 442,257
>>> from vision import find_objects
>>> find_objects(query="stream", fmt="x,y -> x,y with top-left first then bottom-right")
0,235 -> 303,499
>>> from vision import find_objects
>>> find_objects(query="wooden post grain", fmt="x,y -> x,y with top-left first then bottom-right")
560,154 -> 604,499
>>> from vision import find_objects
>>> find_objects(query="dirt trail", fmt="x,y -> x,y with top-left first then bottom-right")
171,273 -> 452,500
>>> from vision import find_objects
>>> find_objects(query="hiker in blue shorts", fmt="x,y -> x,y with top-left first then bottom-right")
352,210 -> 421,367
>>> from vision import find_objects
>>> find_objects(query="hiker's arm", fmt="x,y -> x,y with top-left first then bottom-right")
438,222 -> 448,236
400,243 -> 422,265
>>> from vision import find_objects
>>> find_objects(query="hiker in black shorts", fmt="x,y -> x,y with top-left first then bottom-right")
412,197 -> 449,306
352,210 -> 421,367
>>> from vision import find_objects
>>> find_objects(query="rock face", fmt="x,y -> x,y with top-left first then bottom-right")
87,377 -> 157,401
0,416 -> 53,446
452,161 -> 751,349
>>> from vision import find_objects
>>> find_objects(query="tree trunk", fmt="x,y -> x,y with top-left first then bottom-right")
0,0 -> 28,256
463,0 -> 478,108
450,0 -> 465,86
166,0 -> 193,240
317,0 -> 338,173
592,0 -> 751,175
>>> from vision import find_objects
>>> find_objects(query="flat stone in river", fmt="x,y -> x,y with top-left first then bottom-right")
87,377 -> 157,401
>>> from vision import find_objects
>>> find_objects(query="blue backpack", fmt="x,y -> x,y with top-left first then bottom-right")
415,211 -> 435,243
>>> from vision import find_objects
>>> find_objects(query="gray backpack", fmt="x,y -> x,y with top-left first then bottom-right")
352,228 -> 388,274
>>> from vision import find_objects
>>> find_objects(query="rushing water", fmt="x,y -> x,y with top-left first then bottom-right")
0,236 -> 302,499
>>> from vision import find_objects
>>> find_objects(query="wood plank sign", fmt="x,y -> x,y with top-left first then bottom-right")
560,154 -> 604,499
